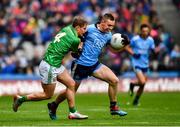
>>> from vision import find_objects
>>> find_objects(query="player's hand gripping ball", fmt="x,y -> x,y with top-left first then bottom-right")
110,33 -> 130,50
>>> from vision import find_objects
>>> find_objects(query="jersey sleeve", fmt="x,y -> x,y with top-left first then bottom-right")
150,38 -> 155,50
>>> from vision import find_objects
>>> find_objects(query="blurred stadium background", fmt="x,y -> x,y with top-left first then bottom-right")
0,0 -> 180,126
0,0 -> 179,95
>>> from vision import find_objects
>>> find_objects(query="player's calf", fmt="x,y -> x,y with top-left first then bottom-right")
129,83 -> 134,96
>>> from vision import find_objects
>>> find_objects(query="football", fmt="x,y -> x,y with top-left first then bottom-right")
110,33 -> 125,50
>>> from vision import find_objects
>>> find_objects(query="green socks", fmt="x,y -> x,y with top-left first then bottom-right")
69,107 -> 76,113
19,96 -> 27,103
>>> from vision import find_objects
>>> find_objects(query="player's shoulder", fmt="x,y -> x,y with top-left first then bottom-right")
146,36 -> 154,45
87,24 -> 96,30
61,25 -> 71,30
132,35 -> 140,41
147,36 -> 154,41
61,25 -> 73,34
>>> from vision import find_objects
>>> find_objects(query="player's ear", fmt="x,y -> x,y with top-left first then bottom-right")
75,26 -> 80,31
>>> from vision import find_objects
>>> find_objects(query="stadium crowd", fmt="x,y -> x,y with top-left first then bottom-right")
172,0 -> 180,11
0,0 -> 180,75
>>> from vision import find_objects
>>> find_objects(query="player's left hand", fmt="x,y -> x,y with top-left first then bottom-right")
71,48 -> 82,59
121,34 -> 130,45
133,53 -> 141,59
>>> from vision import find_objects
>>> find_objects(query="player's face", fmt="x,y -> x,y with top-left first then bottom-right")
141,27 -> 150,38
101,19 -> 115,32
77,25 -> 87,37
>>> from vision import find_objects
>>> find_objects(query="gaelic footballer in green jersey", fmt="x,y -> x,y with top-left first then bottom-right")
13,16 -> 88,120
44,25 -> 81,67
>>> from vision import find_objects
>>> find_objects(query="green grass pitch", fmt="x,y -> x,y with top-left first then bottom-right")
0,92 -> 180,126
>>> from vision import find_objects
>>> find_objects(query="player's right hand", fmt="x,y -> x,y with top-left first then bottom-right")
121,34 -> 130,45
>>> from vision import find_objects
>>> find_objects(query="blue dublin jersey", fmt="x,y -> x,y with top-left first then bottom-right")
76,24 -> 112,66
130,35 -> 155,68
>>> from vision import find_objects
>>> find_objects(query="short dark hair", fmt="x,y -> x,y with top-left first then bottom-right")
140,24 -> 151,30
98,13 -> 115,23
72,16 -> 88,27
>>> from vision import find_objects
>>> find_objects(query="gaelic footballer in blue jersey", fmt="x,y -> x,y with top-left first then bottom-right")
125,24 -> 155,106
48,13 -> 129,119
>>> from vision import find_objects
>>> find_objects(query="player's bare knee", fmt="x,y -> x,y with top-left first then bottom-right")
109,77 -> 119,86
46,96 -> 52,99
67,80 -> 76,90
139,79 -> 146,85
45,94 -> 53,99
140,81 -> 146,85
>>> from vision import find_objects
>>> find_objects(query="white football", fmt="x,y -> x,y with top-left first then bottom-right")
110,33 -> 125,50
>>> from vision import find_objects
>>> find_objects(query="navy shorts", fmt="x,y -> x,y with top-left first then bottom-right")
133,66 -> 149,73
71,61 -> 101,81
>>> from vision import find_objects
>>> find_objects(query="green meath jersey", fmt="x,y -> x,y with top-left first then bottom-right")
43,25 -> 80,67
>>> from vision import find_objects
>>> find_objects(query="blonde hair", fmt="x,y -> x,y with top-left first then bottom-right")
72,16 -> 88,27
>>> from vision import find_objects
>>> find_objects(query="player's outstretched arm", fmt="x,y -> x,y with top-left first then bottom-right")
124,45 -> 133,55
124,45 -> 141,58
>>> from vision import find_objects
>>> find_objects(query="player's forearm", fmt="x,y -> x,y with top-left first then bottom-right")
124,45 -> 134,55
